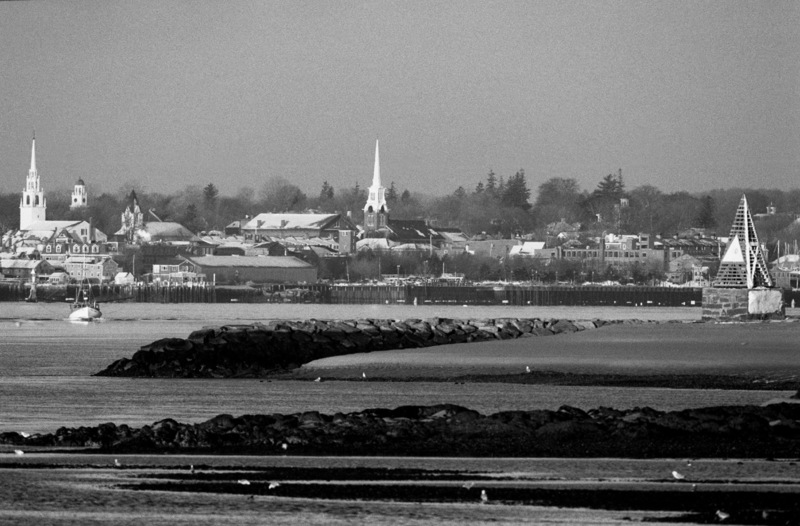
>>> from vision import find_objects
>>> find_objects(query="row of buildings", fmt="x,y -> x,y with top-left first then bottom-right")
2,136 -> 798,288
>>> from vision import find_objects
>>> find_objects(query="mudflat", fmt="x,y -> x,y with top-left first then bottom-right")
298,320 -> 800,385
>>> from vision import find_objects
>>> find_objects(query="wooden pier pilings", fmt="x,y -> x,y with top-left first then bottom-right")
0,281 -> 707,306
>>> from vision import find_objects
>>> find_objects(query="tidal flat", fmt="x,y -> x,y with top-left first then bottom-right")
1,303 -> 799,524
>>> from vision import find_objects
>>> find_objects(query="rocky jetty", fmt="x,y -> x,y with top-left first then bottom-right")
96,317 -> 638,378
3,403 -> 799,457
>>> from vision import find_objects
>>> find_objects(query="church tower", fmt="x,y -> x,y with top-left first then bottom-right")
363,139 -> 388,231
71,178 -> 88,209
19,134 -> 47,230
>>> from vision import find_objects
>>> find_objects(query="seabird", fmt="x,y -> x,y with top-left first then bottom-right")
114,458 -> 121,468
314,377 -> 321,382
462,482 -> 474,489
13,450 -> 24,456
281,443 -> 288,451
268,482 -> 280,490
525,366 -> 531,373
480,489 -> 488,503
715,510 -> 730,521
238,479 -> 251,485
671,470 -> 685,480
362,372 -> 367,379
190,464 -> 195,474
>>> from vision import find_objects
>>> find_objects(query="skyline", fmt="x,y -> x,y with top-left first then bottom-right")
1,1 -> 798,198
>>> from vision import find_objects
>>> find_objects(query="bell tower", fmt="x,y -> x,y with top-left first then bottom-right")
19,133 -> 47,230
363,139 -> 388,232
71,178 -> 88,209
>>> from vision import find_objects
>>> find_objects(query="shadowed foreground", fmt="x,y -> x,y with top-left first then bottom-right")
3,402 -> 800,459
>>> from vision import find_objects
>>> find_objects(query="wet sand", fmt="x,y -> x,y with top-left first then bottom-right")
297,320 -> 800,386
2,455 -> 798,525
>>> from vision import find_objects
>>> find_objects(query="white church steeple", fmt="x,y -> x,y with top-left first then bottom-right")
363,139 -> 388,231
20,133 -> 47,230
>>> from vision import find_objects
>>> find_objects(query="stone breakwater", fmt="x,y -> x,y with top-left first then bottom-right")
96,317 -> 648,379
3,402 -> 799,458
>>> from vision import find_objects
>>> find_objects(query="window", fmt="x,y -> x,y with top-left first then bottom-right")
82,245 -> 89,253
73,245 -> 80,253
92,245 -> 99,253
45,245 -> 52,253
56,245 -> 62,253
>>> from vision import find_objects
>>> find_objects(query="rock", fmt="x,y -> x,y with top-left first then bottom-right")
95,317 -> 656,379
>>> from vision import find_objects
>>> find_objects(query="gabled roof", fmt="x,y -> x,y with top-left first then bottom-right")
181,255 -> 314,269
242,213 -> 356,232
0,259 -> 47,269
142,222 -> 196,240
509,241 -> 545,256
386,219 -> 445,243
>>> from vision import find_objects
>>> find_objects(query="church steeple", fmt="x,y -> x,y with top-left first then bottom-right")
363,139 -> 388,231
30,131 -> 36,175
20,133 -> 47,230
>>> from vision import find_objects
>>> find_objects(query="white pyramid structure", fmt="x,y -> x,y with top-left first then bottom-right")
713,194 -> 773,288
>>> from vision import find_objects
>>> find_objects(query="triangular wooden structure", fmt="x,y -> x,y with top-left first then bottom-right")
713,194 -> 773,288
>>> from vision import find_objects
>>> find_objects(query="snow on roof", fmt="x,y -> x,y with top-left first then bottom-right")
0,259 -> 45,269
182,255 -> 313,268
242,213 -> 342,231
357,238 -> 392,250
509,241 -> 546,256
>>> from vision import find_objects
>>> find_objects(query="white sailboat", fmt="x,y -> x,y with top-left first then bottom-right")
69,257 -> 102,321
69,288 -> 102,321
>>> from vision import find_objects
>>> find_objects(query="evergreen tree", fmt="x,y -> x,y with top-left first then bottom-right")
401,189 -> 411,203
696,195 -> 717,229
454,186 -> 466,199
386,181 -> 398,202
485,170 -> 498,196
474,181 -> 485,194
203,183 -> 219,206
501,169 -> 531,210
319,181 -> 334,201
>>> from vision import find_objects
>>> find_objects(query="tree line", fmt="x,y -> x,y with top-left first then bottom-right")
3,171 -> 800,248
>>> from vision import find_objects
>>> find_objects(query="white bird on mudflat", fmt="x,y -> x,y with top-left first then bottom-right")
190,465 -> 195,474
462,482 -> 474,489
314,377 -> 321,382
281,442 -> 288,451
13,450 -> 24,456
362,372 -> 367,379
114,458 -> 121,468
268,482 -> 280,490
525,366 -> 531,373
671,470 -> 685,480
715,509 -> 730,521
480,490 -> 488,503
238,479 -> 251,485
19,432 -> 30,438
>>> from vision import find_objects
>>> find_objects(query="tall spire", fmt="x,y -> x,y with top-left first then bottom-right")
30,132 -> 36,175
372,139 -> 381,188
363,139 -> 388,230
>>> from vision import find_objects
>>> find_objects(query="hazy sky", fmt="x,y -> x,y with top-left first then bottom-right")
1,1 -> 798,200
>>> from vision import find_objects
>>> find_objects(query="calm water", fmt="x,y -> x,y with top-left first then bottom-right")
0,302 -> 790,434
0,303 -> 797,525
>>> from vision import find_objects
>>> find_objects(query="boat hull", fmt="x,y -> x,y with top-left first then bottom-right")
69,306 -> 102,321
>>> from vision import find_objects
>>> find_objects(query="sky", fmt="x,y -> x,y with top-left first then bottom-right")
1,1 -> 798,200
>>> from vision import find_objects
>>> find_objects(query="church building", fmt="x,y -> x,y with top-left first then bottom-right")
363,139 -> 388,232
19,134 -> 46,230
